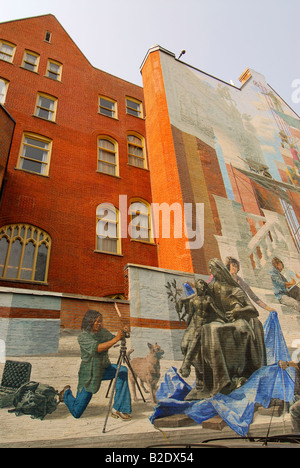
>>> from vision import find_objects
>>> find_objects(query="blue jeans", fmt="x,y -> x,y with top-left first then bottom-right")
63,364 -> 131,419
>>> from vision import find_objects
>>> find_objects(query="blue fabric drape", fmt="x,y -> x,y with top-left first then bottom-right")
150,312 -> 295,436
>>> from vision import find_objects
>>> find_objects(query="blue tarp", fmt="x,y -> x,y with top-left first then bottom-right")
150,312 -> 295,436
263,311 -> 291,364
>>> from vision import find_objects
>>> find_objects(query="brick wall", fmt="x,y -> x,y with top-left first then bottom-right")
60,297 -> 130,331
0,15 -> 158,297
141,49 -> 194,273
0,105 -> 15,190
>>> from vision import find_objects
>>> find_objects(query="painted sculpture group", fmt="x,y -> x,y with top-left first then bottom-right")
179,258 -> 267,400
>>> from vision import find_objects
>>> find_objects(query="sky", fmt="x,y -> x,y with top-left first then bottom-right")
0,0 -> 299,111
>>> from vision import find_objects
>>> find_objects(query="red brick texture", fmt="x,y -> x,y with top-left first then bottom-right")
141,51 -> 223,276
141,50 -> 194,273
0,15 -> 158,297
60,297 -> 130,332
0,105 -> 15,190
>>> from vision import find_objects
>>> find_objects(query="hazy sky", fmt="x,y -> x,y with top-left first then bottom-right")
1,0 -> 299,111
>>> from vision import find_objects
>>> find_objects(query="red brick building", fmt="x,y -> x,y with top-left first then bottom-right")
0,104 -> 15,191
0,14 -> 158,299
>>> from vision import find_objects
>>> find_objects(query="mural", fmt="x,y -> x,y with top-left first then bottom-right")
2,48 -> 300,447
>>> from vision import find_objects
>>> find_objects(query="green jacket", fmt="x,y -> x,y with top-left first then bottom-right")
77,328 -> 115,394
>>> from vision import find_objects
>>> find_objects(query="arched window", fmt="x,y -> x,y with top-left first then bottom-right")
0,77 -> 9,105
129,200 -> 152,242
127,133 -> 147,169
97,137 -> 119,176
0,224 -> 51,282
96,204 -> 121,254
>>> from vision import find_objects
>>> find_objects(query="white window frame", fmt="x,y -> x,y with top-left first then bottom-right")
22,50 -> 40,73
96,204 -> 121,255
0,40 -> 16,63
126,97 -> 143,118
127,133 -> 147,169
129,199 -> 153,242
17,132 -> 52,176
35,92 -> 58,122
97,136 -> 119,177
99,96 -> 118,119
46,59 -> 62,81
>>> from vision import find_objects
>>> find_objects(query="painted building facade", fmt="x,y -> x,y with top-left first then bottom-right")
136,45 -> 300,353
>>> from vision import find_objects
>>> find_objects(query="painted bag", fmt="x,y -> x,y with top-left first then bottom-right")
8,381 -> 59,420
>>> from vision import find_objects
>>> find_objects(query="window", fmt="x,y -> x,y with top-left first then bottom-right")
22,50 -> 40,73
129,200 -> 152,242
46,59 -> 62,81
127,133 -> 147,168
97,137 -> 119,176
18,133 -> 52,176
126,97 -> 143,118
35,93 -> 57,122
99,96 -> 117,118
45,31 -> 52,43
96,204 -> 121,254
0,78 -> 9,105
0,224 -> 51,283
0,40 -> 16,63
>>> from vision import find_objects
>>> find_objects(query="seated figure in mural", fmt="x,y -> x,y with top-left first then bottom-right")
184,258 -> 267,401
225,256 -> 274,312
180,278 -> 226,379
270,257 -> 300,313
59,310 -> 132,420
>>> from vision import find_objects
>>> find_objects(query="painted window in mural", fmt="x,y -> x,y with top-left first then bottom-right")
0,224 -> 51,282
96,204 -> 121,254
129,199 -> 152,242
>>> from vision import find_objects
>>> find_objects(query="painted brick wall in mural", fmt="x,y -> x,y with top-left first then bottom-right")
160,53 -> 300,283
153,52 -> 300,346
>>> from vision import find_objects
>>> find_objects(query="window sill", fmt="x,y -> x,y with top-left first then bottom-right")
96,170 -> 121,179
0,58 -> 14,65
94,250 -> 123,257
127,163 -> 149,172
130,239 -> 157,246
98,112 -> 119,121
14,167 -> 49,178
44,75 -> 62,83
126,112 -> 145,120
20,66 -> 39,74
0,277 -> 49,286
32,115 -> 56,124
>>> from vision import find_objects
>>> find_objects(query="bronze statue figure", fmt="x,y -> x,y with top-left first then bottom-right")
180,258 -> 267,401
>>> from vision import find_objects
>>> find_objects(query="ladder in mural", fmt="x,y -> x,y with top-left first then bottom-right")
253,80 -> 300,252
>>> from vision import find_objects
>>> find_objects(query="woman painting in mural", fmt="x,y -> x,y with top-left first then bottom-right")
59,310 -> 132,420
184,258 -> 266,401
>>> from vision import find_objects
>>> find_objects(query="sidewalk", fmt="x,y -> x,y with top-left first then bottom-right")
0,329 -> 293,448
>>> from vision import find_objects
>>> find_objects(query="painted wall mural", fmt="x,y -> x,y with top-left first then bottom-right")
2,45 -> 300,447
